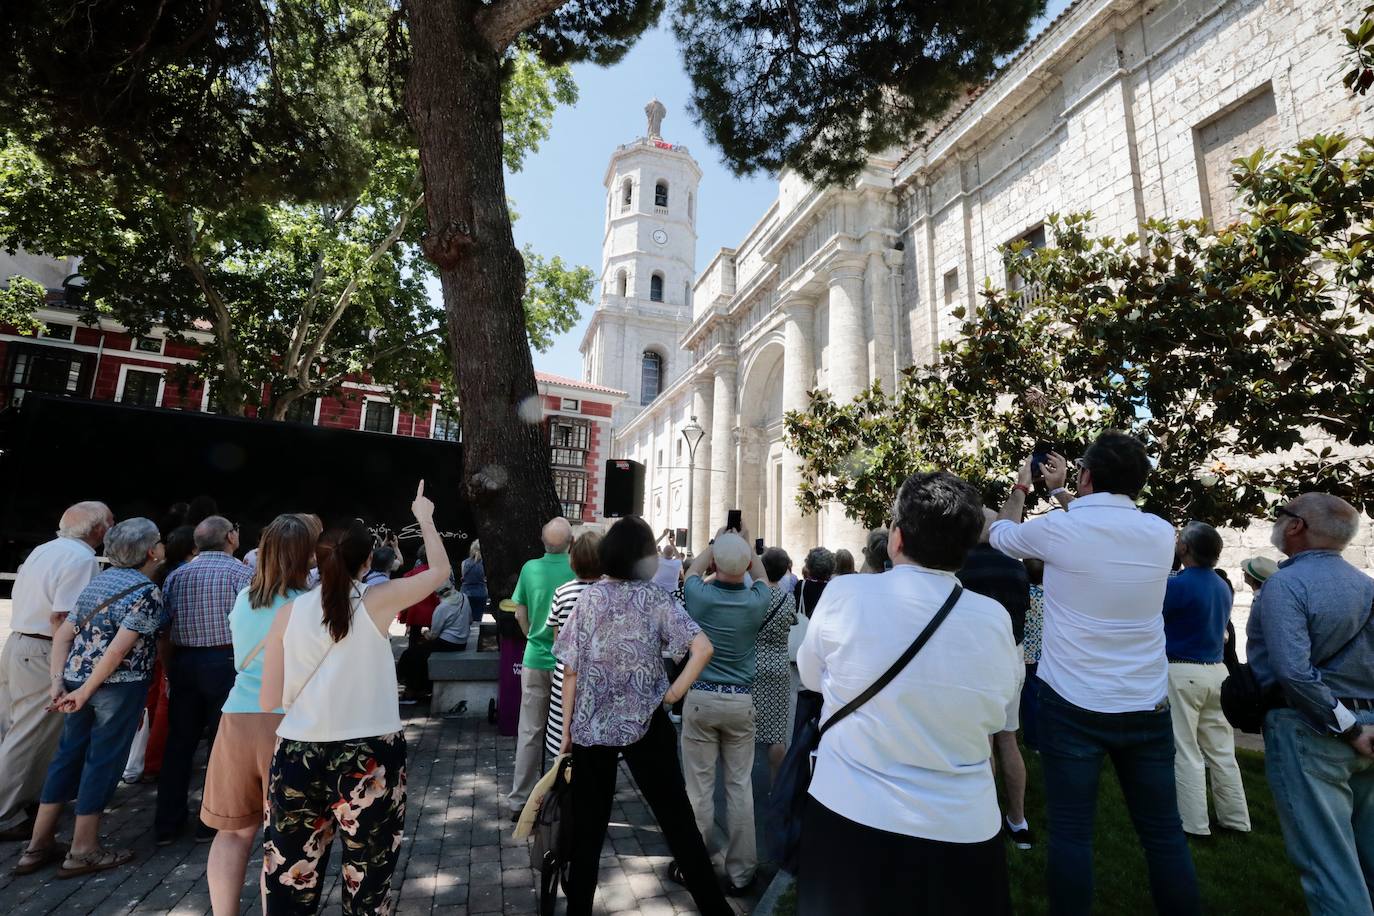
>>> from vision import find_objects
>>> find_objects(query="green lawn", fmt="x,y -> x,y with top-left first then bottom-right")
774,748 -> 1305,915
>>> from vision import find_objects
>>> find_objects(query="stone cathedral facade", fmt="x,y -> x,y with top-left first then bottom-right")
581,0 -> 1374,565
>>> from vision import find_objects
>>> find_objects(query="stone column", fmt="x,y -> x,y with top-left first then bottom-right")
709,363 -> 738,536
867,249 -> 896,392
781,297 -> 818,559
825,261 -> 872,554
827,260 -> 870,400
688,379 -> 713,555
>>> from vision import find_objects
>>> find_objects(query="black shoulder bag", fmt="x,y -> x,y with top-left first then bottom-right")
769,584 -> 963,875
1221,594 -> 1374,734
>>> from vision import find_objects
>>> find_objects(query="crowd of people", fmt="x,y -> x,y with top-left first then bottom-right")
0,429 -> 1371,916
509,430 -> 1374,916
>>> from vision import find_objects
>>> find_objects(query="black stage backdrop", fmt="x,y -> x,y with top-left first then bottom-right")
0,395 -> 474,573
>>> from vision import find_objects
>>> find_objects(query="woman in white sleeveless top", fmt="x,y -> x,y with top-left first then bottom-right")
259,483 -> 449,915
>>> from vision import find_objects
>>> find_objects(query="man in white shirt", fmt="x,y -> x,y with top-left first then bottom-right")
0,501 -> 111,840
796,471 -> 1018,915
990,432 -> 1199,915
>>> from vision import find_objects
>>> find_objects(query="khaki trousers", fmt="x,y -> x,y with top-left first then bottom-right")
0,633 -> 65,830
681,689 -> 757,885
509,665 -> 553,812
1167,662 -> 1250,834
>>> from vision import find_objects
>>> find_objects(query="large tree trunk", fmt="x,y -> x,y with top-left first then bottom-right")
403,0 -> 560,600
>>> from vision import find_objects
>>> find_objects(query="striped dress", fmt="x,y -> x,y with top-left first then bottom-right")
545,578 -> 594,757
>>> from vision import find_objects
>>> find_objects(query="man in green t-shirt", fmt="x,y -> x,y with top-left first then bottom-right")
508,516 -> 575,818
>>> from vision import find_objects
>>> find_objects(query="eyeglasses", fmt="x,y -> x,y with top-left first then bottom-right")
1275,506 -> 1307,526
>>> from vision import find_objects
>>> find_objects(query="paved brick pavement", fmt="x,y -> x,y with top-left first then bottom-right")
0,705 -> 756,915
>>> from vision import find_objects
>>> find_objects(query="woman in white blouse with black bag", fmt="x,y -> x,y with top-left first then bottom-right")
796,472 -> 1020,916
258,483 -> 449,915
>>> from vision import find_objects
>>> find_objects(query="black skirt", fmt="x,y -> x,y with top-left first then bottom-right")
797,797 -> 1011,916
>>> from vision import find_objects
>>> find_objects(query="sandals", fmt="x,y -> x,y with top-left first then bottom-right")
13,843 -> 68,876
56,847 -> 134,879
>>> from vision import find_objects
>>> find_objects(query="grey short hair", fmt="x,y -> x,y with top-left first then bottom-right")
805,547 -> 836,581
105,517 -> 160,568
194,515 -> 235,551
1293,493 -> 1360,548
1180,521 -> 1224,568
57,501 -> 111,540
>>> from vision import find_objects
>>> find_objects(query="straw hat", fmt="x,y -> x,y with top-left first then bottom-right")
1241,556 -> 1279,583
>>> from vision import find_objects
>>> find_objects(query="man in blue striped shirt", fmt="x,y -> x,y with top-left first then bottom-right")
1248,492 -> 1374,913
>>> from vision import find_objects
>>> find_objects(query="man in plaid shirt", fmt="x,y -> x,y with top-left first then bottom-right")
154,515 -> 250,844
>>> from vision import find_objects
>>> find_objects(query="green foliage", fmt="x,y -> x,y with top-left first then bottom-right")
0,44 -> 589,417
672,0 -> 1046,183
1345,4 -> 1374,94
503,49 -> 579,171
0,275 -> 45,335
523,250 -> 594,352
524,0 -> 665,67
786,135 -> 1374,527
0,1 -> 401,210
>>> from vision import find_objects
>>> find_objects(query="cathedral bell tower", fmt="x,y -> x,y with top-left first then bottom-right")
580,99 -> 701,428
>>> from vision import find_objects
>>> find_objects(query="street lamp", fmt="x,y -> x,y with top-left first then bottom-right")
681,416 -> 706,552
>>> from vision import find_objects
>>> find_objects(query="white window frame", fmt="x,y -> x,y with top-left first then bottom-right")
133,336 -> 165,355
280,395 -> 323,425
361,396 -> 400,434
115,364 -> 166,407
39,322 -> 74,341
560,397 -> 580,412
430,403 -> 461,441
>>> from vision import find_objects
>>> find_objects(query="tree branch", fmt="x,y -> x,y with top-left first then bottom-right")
181,214 -> 245,412
476,0 -> 571,51
283,197 -> 358,379
297,191 -> 426,382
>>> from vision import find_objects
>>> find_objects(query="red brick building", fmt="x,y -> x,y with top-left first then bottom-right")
0,300 -> 626,525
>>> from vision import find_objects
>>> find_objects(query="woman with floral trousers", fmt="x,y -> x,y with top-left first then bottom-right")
263,733 -> 406,914
258,492 -> 452,915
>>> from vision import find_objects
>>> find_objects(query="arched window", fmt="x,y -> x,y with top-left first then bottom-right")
655,181 -> 669,208
684,281 -> 692,307
641,350 -> 663,405
649,272 -> 664,302
688,191 -> 695,223
621,178 -> 633,210
616,269 -> 628,297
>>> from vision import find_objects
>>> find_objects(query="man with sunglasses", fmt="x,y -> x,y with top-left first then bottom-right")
1248,493 -> 1374,913
989,431 -> 1200,916
155,514 -> 250,844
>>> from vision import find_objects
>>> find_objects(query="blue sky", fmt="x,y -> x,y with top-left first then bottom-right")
502,3 -> 1074,380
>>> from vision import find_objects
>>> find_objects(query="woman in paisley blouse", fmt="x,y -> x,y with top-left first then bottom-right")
17,518 -> 167,878
554,516 -> 731,916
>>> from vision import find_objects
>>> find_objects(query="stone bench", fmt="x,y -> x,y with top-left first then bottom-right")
429,628 -> 499,717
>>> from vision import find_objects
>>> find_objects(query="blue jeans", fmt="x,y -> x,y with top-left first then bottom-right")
39,679 -> 147,815
1037,682 -> 1200,915
1264,707 -> 1374,916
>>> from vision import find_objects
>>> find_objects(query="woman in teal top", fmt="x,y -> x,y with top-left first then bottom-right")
202,513 -> 319,915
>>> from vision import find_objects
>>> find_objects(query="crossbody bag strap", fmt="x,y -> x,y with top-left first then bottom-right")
283,585 -> 362,707
760,590 -> 787,630
1318,593 -> 1374,669
819,584 -> 962,737
238,637 -> 269,672
71,581 -> 154,630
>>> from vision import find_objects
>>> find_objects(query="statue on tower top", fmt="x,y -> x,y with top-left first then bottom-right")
645,98 -> 666,139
